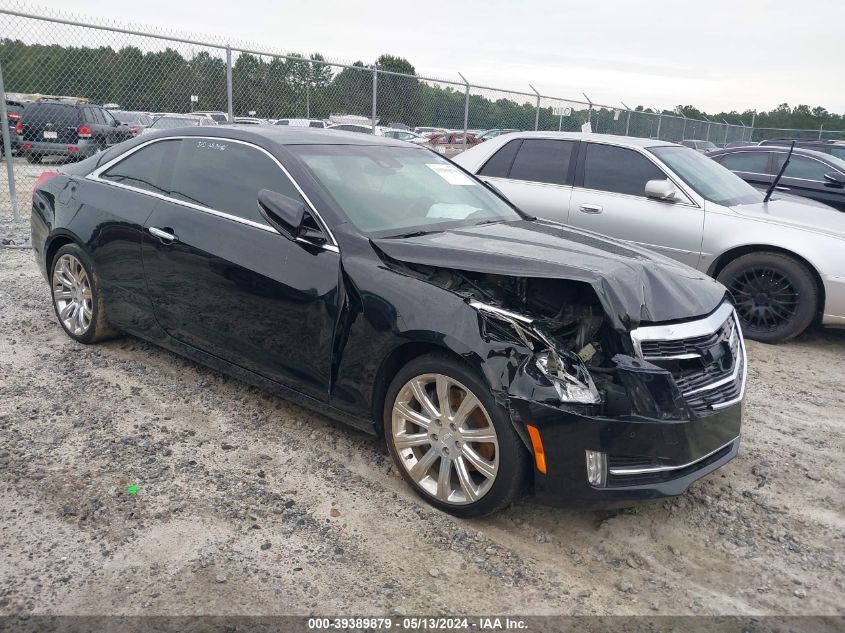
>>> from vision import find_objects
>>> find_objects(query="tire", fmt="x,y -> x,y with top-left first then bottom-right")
50,243 -> 118,344
384,352 -> 528,518
717,251 -> 817,343
26,153 -> 42,164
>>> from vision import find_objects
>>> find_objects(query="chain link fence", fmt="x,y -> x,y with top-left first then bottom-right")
2,4 -> 844,219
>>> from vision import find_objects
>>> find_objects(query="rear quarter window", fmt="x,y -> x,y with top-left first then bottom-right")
99,140 -> 178,195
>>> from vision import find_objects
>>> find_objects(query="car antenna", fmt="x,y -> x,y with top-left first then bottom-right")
763,141 -> 796,203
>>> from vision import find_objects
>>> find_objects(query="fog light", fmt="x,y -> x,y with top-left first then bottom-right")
585,450 -> 607,487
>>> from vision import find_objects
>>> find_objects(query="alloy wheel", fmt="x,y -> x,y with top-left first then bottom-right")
727,266 -> 799,332
52,253 -> 93,336
391,373 -> 499,505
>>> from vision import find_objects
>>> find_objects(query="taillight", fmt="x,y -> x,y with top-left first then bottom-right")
15,121 -> 23,134
8,112 -> 21,121
33,171 -> 60,200
78,125 -> 92,138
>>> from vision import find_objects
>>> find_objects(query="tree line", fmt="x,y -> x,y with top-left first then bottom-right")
1,39 -> 842,137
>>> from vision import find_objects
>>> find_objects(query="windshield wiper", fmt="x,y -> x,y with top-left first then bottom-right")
384,229 -> 444,239
764,141 -> 795,203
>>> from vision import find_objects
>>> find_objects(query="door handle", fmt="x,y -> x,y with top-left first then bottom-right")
149,226 -> 177,243
579,204 -> 603,214
775,186 -> 791,191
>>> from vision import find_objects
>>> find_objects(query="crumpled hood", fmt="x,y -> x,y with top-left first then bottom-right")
372,219 -> 726,332
731,198 -> 845,240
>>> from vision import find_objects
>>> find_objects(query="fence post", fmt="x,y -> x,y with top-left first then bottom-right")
656,110 -> 662,140
225,47 -> 233,122
458,72 -> 469,147
371,65 -> 378,133
621,102 -> 631,136
749,113 -> 756,142
0,60 -> 19,221
529,85 -> 540,131
819,124 -> 824,140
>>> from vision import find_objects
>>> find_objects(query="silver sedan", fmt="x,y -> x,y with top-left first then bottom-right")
453,132 -> 845,343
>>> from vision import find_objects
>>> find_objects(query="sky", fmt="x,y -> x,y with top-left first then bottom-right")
19,0 -> 845,114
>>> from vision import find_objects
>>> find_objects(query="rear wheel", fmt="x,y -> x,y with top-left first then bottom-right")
717,251 -> 817,343
50,244 -> 118,344
384,353 -> 528,517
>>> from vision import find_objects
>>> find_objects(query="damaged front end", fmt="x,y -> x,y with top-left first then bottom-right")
393,260 -> 745,507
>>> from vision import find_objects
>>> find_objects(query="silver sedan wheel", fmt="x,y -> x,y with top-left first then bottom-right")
391,373 -> 499,505
52,254 -> 93,336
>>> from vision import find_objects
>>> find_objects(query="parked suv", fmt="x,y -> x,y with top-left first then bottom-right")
18,100 -> 132,163
453,132 -> 845,343
708,145 -> 845,212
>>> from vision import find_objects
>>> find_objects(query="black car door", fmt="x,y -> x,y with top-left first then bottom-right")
140,136 -> 340,401
773,153 -> 845,210
70,139 -> 181,331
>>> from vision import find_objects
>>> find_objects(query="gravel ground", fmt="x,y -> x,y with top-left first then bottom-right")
1,220 -> 843,618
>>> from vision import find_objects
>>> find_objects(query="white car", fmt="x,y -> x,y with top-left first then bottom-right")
379,128 -> 429,144
453,131 -> 845,343
275,118 -> 327,128
414,126 -> 446,137
326,123 -> 374,135
193,110 -> 229,124
141,114 -> 216,133
233,117 -> 268,125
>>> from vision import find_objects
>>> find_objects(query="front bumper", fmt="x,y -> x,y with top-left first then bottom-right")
511,398 -> 742,508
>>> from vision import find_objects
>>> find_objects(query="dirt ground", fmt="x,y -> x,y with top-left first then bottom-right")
0,223 -> 843,618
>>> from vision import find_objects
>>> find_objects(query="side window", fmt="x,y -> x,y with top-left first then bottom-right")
775,155 -> 829,181
508,139 -> 575,185
100,140 -> 178,195
168,138 -> 304,225
91,108 -> 107,125
478,140 -> 521,178
719,151 -> 770,174
583,143 -> 665,196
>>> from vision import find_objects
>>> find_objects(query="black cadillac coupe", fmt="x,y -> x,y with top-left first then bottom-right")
31,126 -> 745,517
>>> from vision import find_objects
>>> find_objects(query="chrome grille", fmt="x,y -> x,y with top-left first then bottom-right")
630,303 -> 747,416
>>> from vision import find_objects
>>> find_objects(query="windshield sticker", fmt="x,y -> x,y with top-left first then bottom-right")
426,163 -> 475,186
196,140 -> 227,151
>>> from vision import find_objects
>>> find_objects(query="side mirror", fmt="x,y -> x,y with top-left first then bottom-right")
823,172 -> 845,188
645,179 -> 678,201
257,189 -> 307,240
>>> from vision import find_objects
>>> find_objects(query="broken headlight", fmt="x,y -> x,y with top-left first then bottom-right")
535,349 -> 601,404
470,299 -> 601,405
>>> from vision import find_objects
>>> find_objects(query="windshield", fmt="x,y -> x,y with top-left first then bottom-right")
293,145 -> 523,236
150,117 -> 199,129
651,145 -> 763,206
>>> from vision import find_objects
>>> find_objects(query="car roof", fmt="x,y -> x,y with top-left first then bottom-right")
142,124 -> 412,147
712,145 -> 835,161
492,130 -> 680,149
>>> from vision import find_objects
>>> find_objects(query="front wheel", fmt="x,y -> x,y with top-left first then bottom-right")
717,251 -> 817,343
384,353 -> 528,518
